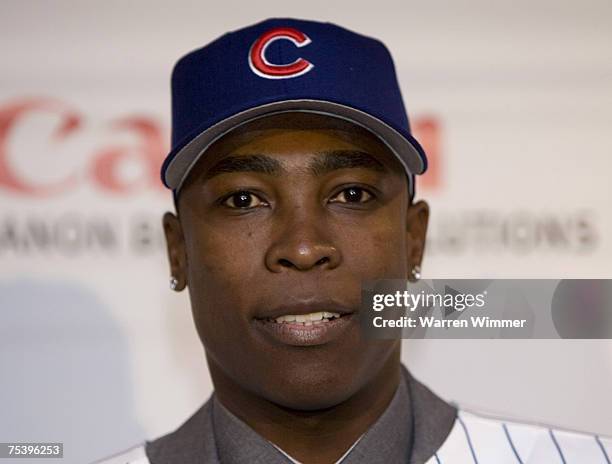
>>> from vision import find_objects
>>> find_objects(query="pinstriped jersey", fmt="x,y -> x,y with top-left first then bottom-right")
427,410 -> 611,464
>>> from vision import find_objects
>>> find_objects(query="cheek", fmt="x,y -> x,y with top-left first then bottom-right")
183,223 -> 266,340
339,211 -> 409,278
186,220 -> 264,285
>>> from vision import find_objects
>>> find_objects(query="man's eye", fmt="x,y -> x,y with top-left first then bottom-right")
223,191 -> 266,209
330,187 -> 373,204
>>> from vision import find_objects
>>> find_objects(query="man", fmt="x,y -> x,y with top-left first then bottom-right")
97,18 -> 611,463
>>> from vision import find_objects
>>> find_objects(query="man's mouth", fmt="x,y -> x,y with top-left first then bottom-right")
254,303 -> 356,347
265,311 -> 342,325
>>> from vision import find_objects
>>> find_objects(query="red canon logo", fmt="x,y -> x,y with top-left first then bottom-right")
248,27 -> 314,79
0,98 -> 167,196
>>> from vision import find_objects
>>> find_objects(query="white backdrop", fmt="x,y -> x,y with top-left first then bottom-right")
1,1 -> 611,462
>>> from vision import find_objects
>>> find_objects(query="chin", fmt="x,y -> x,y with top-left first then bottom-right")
257,361 -> 362,411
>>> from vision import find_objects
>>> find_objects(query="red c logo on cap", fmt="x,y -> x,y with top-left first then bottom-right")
248,27 -> 314,79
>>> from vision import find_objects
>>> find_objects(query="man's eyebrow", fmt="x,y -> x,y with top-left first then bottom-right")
202,154 -> 283,181
308,150 -> 386,176
202,150 -> 386,182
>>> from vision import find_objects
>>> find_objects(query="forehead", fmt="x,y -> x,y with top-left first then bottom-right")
181,112 -> 405,184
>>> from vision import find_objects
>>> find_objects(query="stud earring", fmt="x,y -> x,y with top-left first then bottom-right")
411,265 -> 421,281
169,277 -> 179,291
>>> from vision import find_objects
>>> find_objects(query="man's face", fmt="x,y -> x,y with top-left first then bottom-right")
163,113 -> 428,410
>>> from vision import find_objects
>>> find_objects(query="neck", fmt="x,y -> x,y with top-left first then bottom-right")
208,347 -> 402,464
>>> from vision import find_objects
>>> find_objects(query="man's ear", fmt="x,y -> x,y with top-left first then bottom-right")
162,211 -> 188,291
405,200 -> 429,279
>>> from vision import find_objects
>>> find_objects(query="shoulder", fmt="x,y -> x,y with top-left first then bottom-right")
428,409 -> 612,463
92,444 -> 149,464
145,399 -> 217,462
94,399 -> 216,464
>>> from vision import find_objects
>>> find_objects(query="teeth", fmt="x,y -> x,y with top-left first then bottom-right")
273,311 -> 341,324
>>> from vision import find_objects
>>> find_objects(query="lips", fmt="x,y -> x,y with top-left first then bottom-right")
255,301 -> 355,320
253,301 -> 357,347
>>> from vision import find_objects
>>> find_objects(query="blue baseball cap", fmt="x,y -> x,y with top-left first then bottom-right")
162,18 -> 428,196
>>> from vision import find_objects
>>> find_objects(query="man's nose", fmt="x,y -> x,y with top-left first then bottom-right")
264,213 -> 342,273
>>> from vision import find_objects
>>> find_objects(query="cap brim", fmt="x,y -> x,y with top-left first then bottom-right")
163,99 -> 427,192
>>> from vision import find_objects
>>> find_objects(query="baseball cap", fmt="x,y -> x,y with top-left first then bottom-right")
161,18 -> 428,197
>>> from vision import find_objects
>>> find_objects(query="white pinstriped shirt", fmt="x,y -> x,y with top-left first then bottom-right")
427,410 -> 611,464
